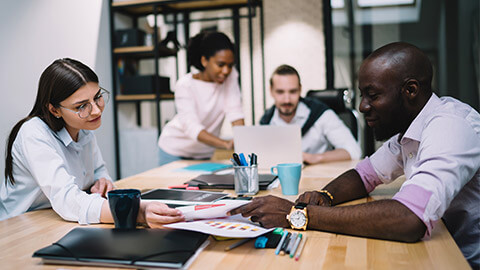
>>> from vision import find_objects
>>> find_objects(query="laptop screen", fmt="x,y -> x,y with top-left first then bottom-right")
233,125 -> 302,169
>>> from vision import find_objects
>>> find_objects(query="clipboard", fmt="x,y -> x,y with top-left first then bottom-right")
33,227 -> 209,269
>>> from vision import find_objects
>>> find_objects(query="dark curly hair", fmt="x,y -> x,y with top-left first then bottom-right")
187,31 -> 235,71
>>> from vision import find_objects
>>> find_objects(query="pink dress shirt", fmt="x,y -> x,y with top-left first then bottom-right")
355,93 -> 480,267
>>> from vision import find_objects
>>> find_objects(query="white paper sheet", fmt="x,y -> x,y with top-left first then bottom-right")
176,200 -> 250,221
164,216 -> 273,238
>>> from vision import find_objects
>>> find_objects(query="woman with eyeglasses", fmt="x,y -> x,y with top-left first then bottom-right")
157,31 -> 245,165
1,58 -> 184,226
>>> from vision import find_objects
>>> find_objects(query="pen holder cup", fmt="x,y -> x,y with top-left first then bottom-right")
233,165 -> 259,195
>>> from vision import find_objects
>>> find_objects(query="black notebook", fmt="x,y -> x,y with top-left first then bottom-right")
33,227 -> 209,269
185,174 -> 278,190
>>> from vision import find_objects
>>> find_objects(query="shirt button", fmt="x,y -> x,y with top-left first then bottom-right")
83,171 -> 86,176
408,153 -> 414,159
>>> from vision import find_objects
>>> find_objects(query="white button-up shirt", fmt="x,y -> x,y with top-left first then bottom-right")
269,101 -> 361,159
0,117 -> 111,224
355,93 -> 480,267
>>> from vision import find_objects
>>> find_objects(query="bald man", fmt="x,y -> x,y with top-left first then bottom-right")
229,42 -> 480,268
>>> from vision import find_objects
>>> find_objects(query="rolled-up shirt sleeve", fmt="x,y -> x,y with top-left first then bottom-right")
19,132 -> 106,224
173,83 -> 206,140
392,116 -> 480,237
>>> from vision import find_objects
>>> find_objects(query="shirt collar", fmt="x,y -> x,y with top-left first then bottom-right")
55,128 -> 93,149
401,93 -> 441,144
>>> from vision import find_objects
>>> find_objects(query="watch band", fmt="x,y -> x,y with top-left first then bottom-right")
318,190 -> 334,206
295,202 -> 308,209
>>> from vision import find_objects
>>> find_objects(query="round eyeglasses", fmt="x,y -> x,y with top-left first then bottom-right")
59,88 -> 110,119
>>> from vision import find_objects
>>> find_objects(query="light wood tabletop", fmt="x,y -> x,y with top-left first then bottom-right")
0,160 -> 470,269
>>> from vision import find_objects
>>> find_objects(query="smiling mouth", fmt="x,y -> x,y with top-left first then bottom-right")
365,118 -> 377,127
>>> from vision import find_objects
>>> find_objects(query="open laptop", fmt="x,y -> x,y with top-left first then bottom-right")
233,125 -> 302,169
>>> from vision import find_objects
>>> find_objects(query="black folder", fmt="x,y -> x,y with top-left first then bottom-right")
33,227 -> 209,269
185,174 -> 278,190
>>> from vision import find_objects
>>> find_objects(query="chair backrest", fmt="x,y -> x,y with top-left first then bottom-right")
306,89 -> 360,140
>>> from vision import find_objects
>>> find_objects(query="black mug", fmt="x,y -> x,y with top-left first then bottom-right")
107,189 -> 141,229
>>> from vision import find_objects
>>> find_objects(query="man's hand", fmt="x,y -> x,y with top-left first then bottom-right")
90,178 -> 115,198
142,201 -> 185,228
228,195 -> 294,228
296,191 -> 331,206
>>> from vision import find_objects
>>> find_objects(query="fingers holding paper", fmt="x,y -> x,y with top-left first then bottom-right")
141,201 -> 185,228
228,195 -> 293,228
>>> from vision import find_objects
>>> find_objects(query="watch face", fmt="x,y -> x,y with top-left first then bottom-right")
290,210 -> 307,227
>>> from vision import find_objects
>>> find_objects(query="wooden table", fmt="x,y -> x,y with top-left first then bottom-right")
0,160 -> 470,269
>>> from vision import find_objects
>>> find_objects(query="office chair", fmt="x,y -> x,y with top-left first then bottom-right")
306,89 -> 361,140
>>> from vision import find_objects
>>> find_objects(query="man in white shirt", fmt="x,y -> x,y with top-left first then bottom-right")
260,65 -> 361,164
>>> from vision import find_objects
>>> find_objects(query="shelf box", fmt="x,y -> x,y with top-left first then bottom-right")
115,94 -> 174,101
122,75 -> 170,95
115,29 -> 146,47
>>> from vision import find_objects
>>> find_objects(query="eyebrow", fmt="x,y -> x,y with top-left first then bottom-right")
72,89 -> 101,105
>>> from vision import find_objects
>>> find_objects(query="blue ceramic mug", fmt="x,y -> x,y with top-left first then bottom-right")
107,189 -> 141,229
271,163 -> 302,195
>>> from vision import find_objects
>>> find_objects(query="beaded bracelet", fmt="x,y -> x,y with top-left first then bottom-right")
318,190 -> 334,206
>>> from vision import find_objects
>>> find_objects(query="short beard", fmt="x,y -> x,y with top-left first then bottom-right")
373,97 -> 409,141
277,104 -> 297,117
373,125 -> 400,141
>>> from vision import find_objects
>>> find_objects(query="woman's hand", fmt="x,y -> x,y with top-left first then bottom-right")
223,139 -> 234,150
139,201 -> 185,228
90,178 -> 115,198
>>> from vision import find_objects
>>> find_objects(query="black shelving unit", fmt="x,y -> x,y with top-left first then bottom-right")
109,0 -> 264,178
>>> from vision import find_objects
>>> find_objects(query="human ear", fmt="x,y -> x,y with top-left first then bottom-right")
48,104 -> 61,119
200,56 -> 208,69
403,79 -> 419,99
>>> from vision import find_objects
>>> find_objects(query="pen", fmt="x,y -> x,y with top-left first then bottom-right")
274,230 -> 287,255
286,232 -> 297,254
279,232 -> 291,255
225,238 -> 251,251
230,158 -> 239,166
294,235 -> 307,261
289,233 -> 302,258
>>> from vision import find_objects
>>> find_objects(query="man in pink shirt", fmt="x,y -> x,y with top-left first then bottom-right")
229,42 -> 480,268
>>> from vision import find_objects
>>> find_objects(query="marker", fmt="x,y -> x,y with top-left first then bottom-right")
289,233 -> 302,258
225,238 -> 251,251
294,235 -> 307,261
279,232 -> 291,256
286,232 -> 297,254
250,153 -> 257,165
274,230 -> 287,255
239,153 -> 248,166
232,153 -> 242,166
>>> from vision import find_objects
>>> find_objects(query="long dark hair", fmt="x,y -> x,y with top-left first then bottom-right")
5,58 -> 99,185
187,31 -> 235,71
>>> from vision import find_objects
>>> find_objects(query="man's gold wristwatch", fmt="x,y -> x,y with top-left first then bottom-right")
286,202 -> 308,230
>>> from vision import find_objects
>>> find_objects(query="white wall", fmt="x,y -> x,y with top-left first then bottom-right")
0,0 -> 116,179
